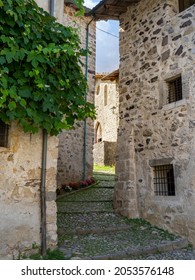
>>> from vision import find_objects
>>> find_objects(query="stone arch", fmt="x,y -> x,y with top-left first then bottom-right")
95,121 -> 102,143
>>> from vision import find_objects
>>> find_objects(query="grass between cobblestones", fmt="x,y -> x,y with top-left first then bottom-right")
93,164 -> 115,173
24,166 -> 194,259
55,166 -> 192,260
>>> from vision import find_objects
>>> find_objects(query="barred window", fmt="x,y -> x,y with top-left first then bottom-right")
153,164 -> 176,196
167,76 -> 182,104
179,0 -> 195,12
0,120 -> 9,147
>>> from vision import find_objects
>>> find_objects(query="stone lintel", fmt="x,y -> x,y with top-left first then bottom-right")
149,158 -> 174,167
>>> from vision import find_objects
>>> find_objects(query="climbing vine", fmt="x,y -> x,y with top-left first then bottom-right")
0,0 -> 95,135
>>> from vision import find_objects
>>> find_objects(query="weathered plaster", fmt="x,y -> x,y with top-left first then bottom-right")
0,123 -> 58,259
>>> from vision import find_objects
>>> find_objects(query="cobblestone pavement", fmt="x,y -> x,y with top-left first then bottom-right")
57,171 -> 195,260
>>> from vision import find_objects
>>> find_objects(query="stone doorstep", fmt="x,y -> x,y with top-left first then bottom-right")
90,238 -> 189,260
58,225 -> 131,236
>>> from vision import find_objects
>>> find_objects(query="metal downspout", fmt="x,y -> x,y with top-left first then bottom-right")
40,129 -> 47,256
40,0 -> 55,256
50,0 -> 55,16
83,18 -> 94,181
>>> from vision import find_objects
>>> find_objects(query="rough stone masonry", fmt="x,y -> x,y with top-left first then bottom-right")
114,0 -> 195,245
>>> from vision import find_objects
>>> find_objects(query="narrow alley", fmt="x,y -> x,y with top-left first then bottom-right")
57,170 -> 195,260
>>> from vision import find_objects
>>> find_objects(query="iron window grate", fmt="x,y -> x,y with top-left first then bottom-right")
153,164 -> 175,196
179,0 -> 195,12
167,76 -> 182,103
0,120 -> 9,147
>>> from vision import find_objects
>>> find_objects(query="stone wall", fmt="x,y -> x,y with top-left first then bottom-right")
94,141 -> 117,166
115,0 -> 195,245
93,141 -> 104,166
94,72 -> 119,165
0,123 -> 58,259
57,3 -> 96,185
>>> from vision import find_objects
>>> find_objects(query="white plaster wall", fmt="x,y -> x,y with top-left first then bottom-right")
0,124 -> 58,259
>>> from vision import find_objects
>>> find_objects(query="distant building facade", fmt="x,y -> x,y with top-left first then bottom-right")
94,70 -> 119,166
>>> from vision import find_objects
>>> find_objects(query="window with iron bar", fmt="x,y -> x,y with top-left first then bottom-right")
153,164 -> 176,196
167,76 -> 182,104
179,0 -> 195,12
0,120 -> 9,148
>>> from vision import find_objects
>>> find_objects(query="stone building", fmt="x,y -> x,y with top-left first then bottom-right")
94,70 -> 119,166
0,0 -> 95,259
90,0 -> 195,245
0,122 -> 58,259
57,1 -> 96,186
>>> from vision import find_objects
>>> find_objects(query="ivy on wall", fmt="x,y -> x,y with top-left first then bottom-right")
0,0 -> 95,135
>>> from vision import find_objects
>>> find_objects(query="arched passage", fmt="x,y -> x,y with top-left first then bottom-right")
95,121 -> 102,143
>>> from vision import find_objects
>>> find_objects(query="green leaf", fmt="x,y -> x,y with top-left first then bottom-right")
8,101 -> 16,110
18,87 -> 31,98
0,0 -> 94,135
0,57 -> 6,65
19,99 -> 27,107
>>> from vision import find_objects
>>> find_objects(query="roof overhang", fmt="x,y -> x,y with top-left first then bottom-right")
88,0 -> 141,20
96,69 -> 119,80
101,69 -> 119,80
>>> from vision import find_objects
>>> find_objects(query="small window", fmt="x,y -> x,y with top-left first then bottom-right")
179,0 -> 195,12
0,120 -> 9,147
95,122 -> 102,143
167,75 -> 182,103
153,164 -> 175,196
104,85 -> 108,106
96,85 -> 100,95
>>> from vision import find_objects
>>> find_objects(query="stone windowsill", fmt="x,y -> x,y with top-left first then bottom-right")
0,147 -> 11,153
162,99 -> 187,110
152,195 -> 179,203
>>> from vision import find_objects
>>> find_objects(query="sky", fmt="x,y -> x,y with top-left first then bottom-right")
84,0 -> 119,73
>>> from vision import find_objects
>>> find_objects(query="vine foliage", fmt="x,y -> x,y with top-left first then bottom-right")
0,0 -> 95,135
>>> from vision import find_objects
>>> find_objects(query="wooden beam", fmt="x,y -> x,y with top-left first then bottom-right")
124,0 -> 140,3
94,13 -> 120,20
104,4 -> 127,13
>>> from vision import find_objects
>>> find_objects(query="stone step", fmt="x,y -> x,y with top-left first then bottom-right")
91,238 -> 189,260
57,201 -> 113,213
58,225 -> 131,235
57,188 -> 114,202
59,226 -> 189,260
57,212 -> 129,233
94,182 -> 115,188
93,173 -> 116,182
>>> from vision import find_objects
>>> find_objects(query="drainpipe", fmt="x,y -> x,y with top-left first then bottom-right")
83,17 -> 94,181
50,0 -> 55,16
40,0 -> 55,256
40,129 -> 47,256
